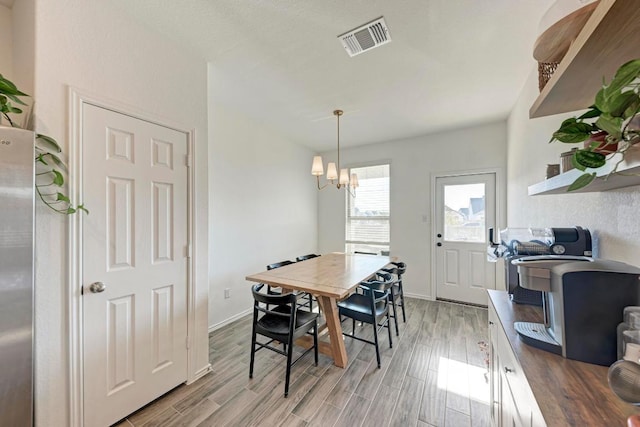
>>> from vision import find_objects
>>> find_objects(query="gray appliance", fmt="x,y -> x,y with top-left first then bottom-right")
513,259 -> 640,366
488,226 -> 592,305
0,126 -> 34,425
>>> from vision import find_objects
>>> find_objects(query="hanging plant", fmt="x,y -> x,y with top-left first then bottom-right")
0,74 -> 87,214
549,59 -> 640,191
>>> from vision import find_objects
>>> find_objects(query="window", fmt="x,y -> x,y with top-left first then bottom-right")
345,164 -> 390,255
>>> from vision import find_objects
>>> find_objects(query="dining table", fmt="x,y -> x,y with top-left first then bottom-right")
245,252 -> 392,368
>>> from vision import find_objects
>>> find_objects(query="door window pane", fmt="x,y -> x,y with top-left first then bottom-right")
443,183 -> 485,243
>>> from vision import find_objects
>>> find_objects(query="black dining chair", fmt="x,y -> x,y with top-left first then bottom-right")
354,251 -> 377,255
381,262 -> 407,331
249,284 -> 318,397
337,274 -> 394,368
265,260 -> 295,301
266,260 -> 314,312
295,254 -> 320,262
294,254 -> 320,311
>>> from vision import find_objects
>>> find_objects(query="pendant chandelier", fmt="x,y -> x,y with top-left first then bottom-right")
311,109 -> 359,196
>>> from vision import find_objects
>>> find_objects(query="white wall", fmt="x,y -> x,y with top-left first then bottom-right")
17,1 -> 210,425
507,68 -> 640,263
318,121 -> 508,299
0,5 -> 13,78
207,84 -> 319,327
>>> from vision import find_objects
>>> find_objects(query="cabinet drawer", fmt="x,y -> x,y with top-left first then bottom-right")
497,324 -> 538,427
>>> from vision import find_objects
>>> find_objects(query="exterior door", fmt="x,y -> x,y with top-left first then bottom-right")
435,173 -> 496,305
82,104 -> 189,426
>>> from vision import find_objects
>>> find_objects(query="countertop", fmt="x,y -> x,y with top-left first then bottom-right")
488,290 -> 639,426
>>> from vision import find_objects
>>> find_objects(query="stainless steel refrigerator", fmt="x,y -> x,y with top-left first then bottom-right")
0,125 -> 34,425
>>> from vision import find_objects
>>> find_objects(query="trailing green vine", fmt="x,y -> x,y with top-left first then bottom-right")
0,74 -> 87,214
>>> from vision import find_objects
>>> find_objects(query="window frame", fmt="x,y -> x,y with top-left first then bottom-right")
345,162 -> 391,254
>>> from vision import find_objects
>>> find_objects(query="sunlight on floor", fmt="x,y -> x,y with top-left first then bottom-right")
437,356 -> 490,404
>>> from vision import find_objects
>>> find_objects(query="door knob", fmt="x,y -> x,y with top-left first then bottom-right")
89,282 -> 106,293
436,242 -> 442,247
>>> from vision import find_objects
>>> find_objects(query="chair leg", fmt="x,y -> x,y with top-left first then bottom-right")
399,283 -> 407,323
249,317 -> 257,379
391,293 -> 400,337
284,336 -> 294,398
352,318 -> 356,335
387,310 -> 393,349
372,321 -> 381,368
313,321 -> 319,366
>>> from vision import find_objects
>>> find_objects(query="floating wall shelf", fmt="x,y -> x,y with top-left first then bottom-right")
528,152 -> 640,195
530,0 -> 640,118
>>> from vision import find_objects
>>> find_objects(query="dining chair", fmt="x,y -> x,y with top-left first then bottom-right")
337,274 -> 394,368
295,253 -> 320,262
265,260 -> 295,298
294,254 -> 320,311
249,284 -> 318,397
266,260 -> 313,312
381,262 -> 407,335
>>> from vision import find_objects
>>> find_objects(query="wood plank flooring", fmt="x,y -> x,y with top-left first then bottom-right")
114,298 -> 490,427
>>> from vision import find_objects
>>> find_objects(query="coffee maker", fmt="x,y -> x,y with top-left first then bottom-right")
488,227 -> 592,305
513,258 -> 640,366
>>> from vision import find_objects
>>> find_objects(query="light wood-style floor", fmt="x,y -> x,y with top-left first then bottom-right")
114,298 -> 490,427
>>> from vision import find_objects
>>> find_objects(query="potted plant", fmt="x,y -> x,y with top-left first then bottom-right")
549,59 -> 640,191
0,73 -> 87,214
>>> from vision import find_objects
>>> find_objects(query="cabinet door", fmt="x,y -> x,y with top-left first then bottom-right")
489,302 -> 500,426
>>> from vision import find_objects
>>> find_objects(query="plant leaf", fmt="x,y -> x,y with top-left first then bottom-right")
4,93 -> 27,106
0,77 -> 29,97
56,192 -> 70,203
52,169 -> 64,186
77,204 -> 89,214
568,173 -> 596,191
606,59 -> 640,95
42,152 -> 66,169
574,150 -> 606,169
608,91 -> 639,117
35,153 -> 48,165
571,153 -> 587,171
577,107 -> 602,120
595,114 -> 623,138
36,134 -> 62,153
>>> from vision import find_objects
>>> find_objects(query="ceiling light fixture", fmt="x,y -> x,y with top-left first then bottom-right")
311,109 -> 358,196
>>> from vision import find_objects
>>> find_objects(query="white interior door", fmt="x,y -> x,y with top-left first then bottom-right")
435,173 -> 496,305
82,104 -> 189,426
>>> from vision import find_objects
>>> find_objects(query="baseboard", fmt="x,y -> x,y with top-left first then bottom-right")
187,364 -> 213,385
208,308 -> 252,333
404,292 -> 434,301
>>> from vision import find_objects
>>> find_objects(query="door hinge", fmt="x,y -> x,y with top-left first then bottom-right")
185,154 -> 192,167
185,244 -> 192,258
185,336 -> 190,350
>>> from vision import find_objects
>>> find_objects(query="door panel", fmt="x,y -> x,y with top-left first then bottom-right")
435,173 -> 496,305
82,104 -> 189,426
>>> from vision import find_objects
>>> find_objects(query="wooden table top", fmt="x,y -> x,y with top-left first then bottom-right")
245,253 -> 391,299
488,290 -> 639,426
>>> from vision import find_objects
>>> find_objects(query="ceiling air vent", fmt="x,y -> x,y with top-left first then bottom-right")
338,17 -> 391,57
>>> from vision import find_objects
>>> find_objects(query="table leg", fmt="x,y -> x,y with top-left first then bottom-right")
316,296 -> 347,368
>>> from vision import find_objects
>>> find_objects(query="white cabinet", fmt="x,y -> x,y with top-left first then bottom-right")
489,300 -> 546,427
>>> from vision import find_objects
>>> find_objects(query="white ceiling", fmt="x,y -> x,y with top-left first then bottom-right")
114,0 -> 554,151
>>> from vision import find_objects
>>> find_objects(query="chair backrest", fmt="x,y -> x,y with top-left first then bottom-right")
296,254 -> 320,262
251,284 -> 296,310
360,275 -> 395,297
385,262 -> 406,276
266,260 -> 295,270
